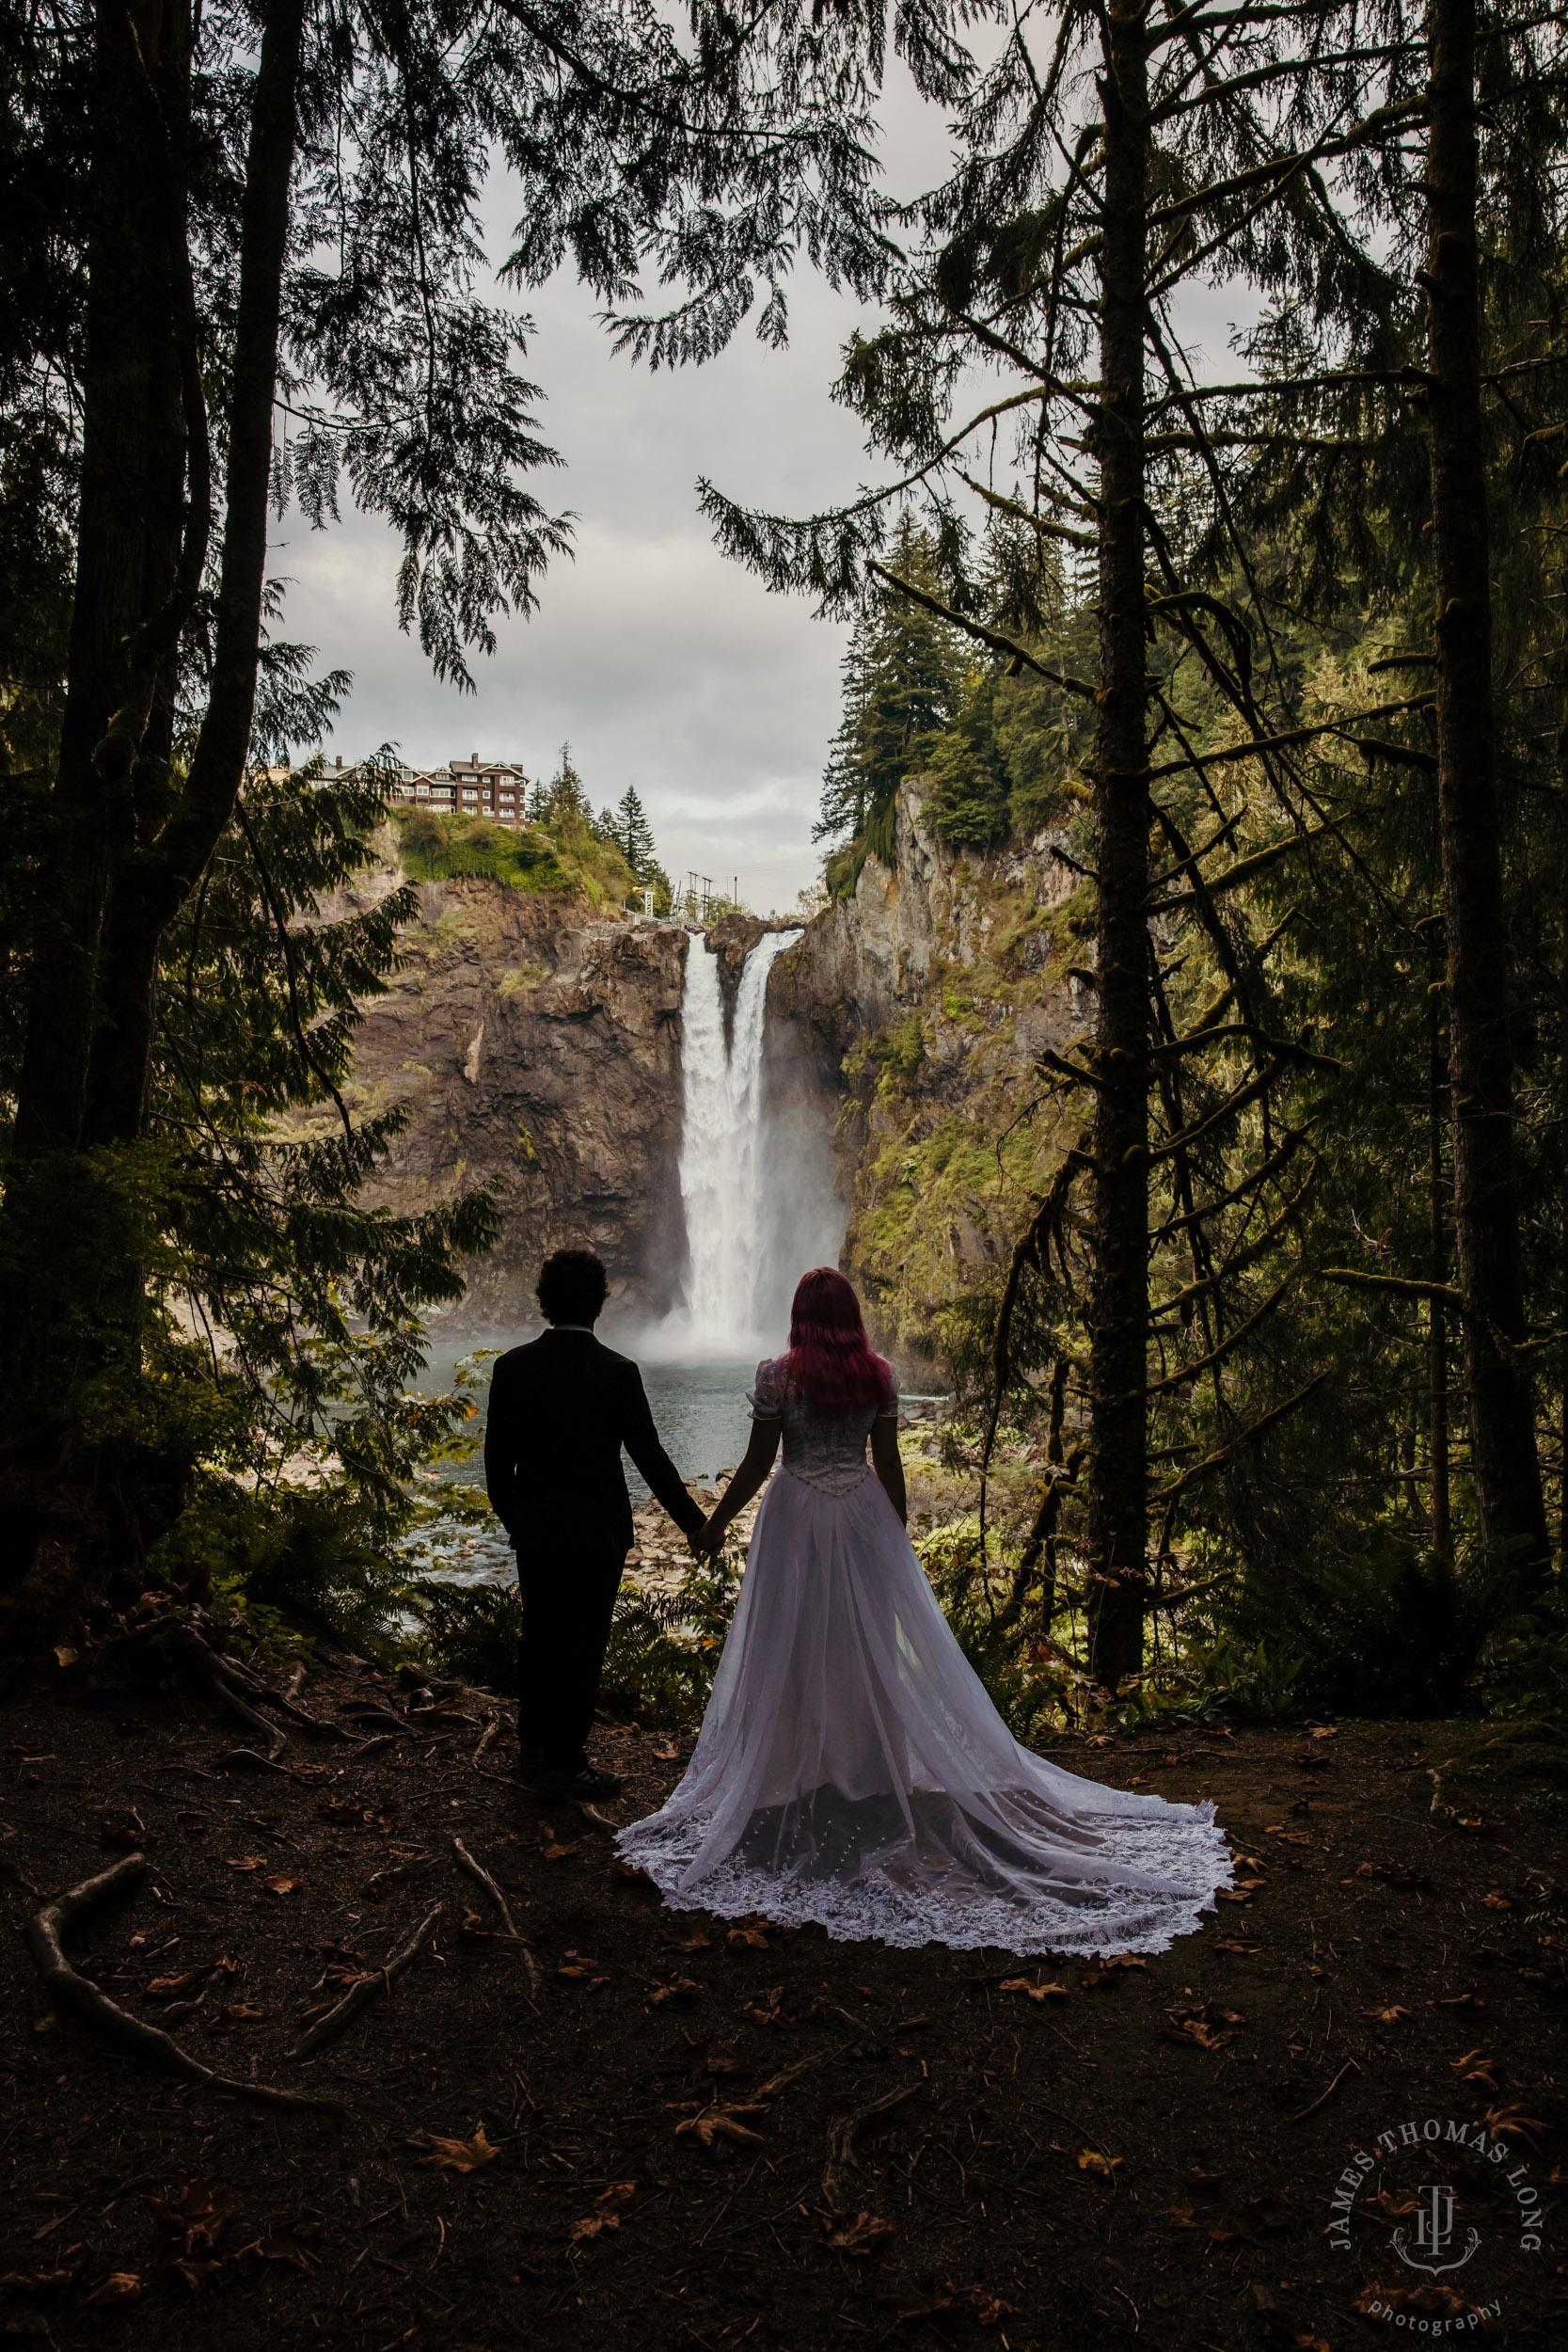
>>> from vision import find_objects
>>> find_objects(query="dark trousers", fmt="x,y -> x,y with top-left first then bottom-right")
515,1542 -> 626,1772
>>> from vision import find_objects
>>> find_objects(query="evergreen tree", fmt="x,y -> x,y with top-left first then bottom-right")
816,518 -> 964,863
615,787 -> 658,883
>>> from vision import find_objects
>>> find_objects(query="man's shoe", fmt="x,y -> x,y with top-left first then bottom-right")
536,1764 -> 625,1804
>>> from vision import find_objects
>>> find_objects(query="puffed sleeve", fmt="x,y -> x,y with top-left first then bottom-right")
874,1361 -> 901,1419
747,1357 -> 783,1420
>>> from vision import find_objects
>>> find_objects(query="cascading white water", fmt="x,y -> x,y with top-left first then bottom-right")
663,929 -> 802,1355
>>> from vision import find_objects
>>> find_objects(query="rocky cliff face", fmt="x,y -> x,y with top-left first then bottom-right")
767,782 -> 1090,1360
310,830 -> 689,1330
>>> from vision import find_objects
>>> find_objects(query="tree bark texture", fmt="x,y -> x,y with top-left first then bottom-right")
1427,930 -> 1450,1556
11,0 -> 191,1160
1085,0 -> 1150,1688
81,0 -> 308,1149
1424,0 -> 1549,1576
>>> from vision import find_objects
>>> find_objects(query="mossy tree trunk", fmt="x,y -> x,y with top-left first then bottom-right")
1085,0 -> 1151,1690
1424,0 -> 1549,1578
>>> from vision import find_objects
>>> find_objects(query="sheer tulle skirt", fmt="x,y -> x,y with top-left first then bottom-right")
617,1470 -> 1232,1956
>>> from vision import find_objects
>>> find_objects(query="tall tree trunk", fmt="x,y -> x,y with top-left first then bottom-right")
10,0 -> 189,1161
80,0 -> 308,1148
1425,0 -> 1548,1576
1427,924 -> 1450,1555
1085,0 -> 1150,1688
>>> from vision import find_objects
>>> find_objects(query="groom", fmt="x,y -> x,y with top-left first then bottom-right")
484,1248 -> 705,1803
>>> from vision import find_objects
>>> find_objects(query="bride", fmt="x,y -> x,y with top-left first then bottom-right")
617,1268 -> 1232,1955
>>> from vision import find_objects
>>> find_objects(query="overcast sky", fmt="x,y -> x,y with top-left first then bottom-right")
279,59 -> 1258,916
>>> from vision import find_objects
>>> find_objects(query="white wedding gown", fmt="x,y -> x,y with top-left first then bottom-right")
617,1361 -> 1232,1955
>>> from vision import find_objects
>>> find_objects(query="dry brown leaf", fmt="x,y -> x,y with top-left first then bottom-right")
84,2272 -> 143,2305
555,1953 -> 610,1985
727,1922 -> 769,1950
673,2104 -> 767,2148
416,2124 -> 499,2173
538,1838 -> 578,1862
261,1874 -> 301,1897
225,1855 -> 267,1872
1485,2104 -> 1547,2146
1481,1891 -> 1513,1910
596,2183 -> 636,2208
145,1957 -> 237,2000
1449,2049 -> 1498,2090
887,2278 -> 955,2323
567,2214 -> 618,2242
1438,1989 -> 1486,2010
646,1977 -> 700,2009
659,1923 -> 716,1953
1363,2005 -> 1413,2026
203,2002 -> 265,2033
150,2178 -> 236,2256
822,2210 -> 895,2253
1077,2151 -> 1121,2175
999,1976 -> 1069,2003
970,2287 -> 1014,2326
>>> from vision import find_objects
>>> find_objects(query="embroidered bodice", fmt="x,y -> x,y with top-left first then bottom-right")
747,1356 -> 899,1496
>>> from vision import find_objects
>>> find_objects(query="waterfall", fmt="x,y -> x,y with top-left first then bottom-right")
652,927 -> 839,1359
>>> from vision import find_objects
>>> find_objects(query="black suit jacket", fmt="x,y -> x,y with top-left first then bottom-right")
483,1327 -> 705,1557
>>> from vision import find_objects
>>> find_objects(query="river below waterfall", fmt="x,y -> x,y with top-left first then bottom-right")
408,1337 -> 770,1589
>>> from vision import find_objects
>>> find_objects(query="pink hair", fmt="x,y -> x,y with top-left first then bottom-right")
778,1268 -> 892,1417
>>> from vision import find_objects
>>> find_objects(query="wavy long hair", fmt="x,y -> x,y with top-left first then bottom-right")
778,1268 -> 891,1416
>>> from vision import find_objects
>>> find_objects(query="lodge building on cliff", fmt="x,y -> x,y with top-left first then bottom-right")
332,752 -> 532,828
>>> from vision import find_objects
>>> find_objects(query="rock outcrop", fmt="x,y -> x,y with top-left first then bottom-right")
767,781 -> 1090,1359
306,831 -> 690,1328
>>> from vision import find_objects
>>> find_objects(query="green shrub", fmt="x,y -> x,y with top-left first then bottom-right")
149,1477 -> 421,1661
415,1579 -> 521,1695
1267,1532 -> 1513,1719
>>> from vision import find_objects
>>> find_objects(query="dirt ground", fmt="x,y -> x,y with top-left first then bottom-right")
2,1654 -> 1564,2352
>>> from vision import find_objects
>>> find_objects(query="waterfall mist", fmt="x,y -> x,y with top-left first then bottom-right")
641,930 -> 845,1362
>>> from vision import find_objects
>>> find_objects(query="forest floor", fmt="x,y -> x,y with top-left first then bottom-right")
2,1656 -> 1564,2352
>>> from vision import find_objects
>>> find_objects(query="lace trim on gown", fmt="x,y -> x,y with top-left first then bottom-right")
619,1361 -> 1232,1957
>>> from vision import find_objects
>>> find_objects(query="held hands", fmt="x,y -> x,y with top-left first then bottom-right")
689,1514 -> 727,1558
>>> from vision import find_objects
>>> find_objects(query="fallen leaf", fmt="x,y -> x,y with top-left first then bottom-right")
537,1838 -> 578,1863
225,1855 -> 267,1872
886,2278 -> 955,2322
1485,2104 -> 1547,2146
970,2287 -> 1014,2326
822,2210 -> 895,2253
596,2183 -> 636,2208
1481,1891 -> 1513,1911
1165,2205 -> 1199,2227
727,1922 -> 769,1949
144,1957 -> 238,2000
999,1976 -> 1069,2003
1309,1725 -> 1338,1740
673,2104 -> 767,2149
1449,2049 -> 1497,2090
1208,2221 -> 1239,2245
1077,2151 -> 1121,2175
261,1875 -> 301,1897
646,1978 -> 700,2009
254,2227 -> 315,2272
1363,2005 -> 1413,2026
150,2178 -> 236,2256
1438,1989 -> 1486,2011
84,2272 -> 143,2306
416,2124 -> 499,2173
659,1923 -> 716,1953
568,2213 -> 618,2242
203,2003 -> 265,2033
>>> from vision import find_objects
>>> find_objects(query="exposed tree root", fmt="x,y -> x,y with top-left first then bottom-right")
451,1839 -> 540,1994
820,2081 -> 920,2209
26,1854 -> 338,2114
217,1746 -> 295,1774
287,1903 -> 443,2061
472,1717 -> 499,1766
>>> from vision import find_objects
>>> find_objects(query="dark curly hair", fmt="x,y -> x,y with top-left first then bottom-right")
536,1248 -> 609,1325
